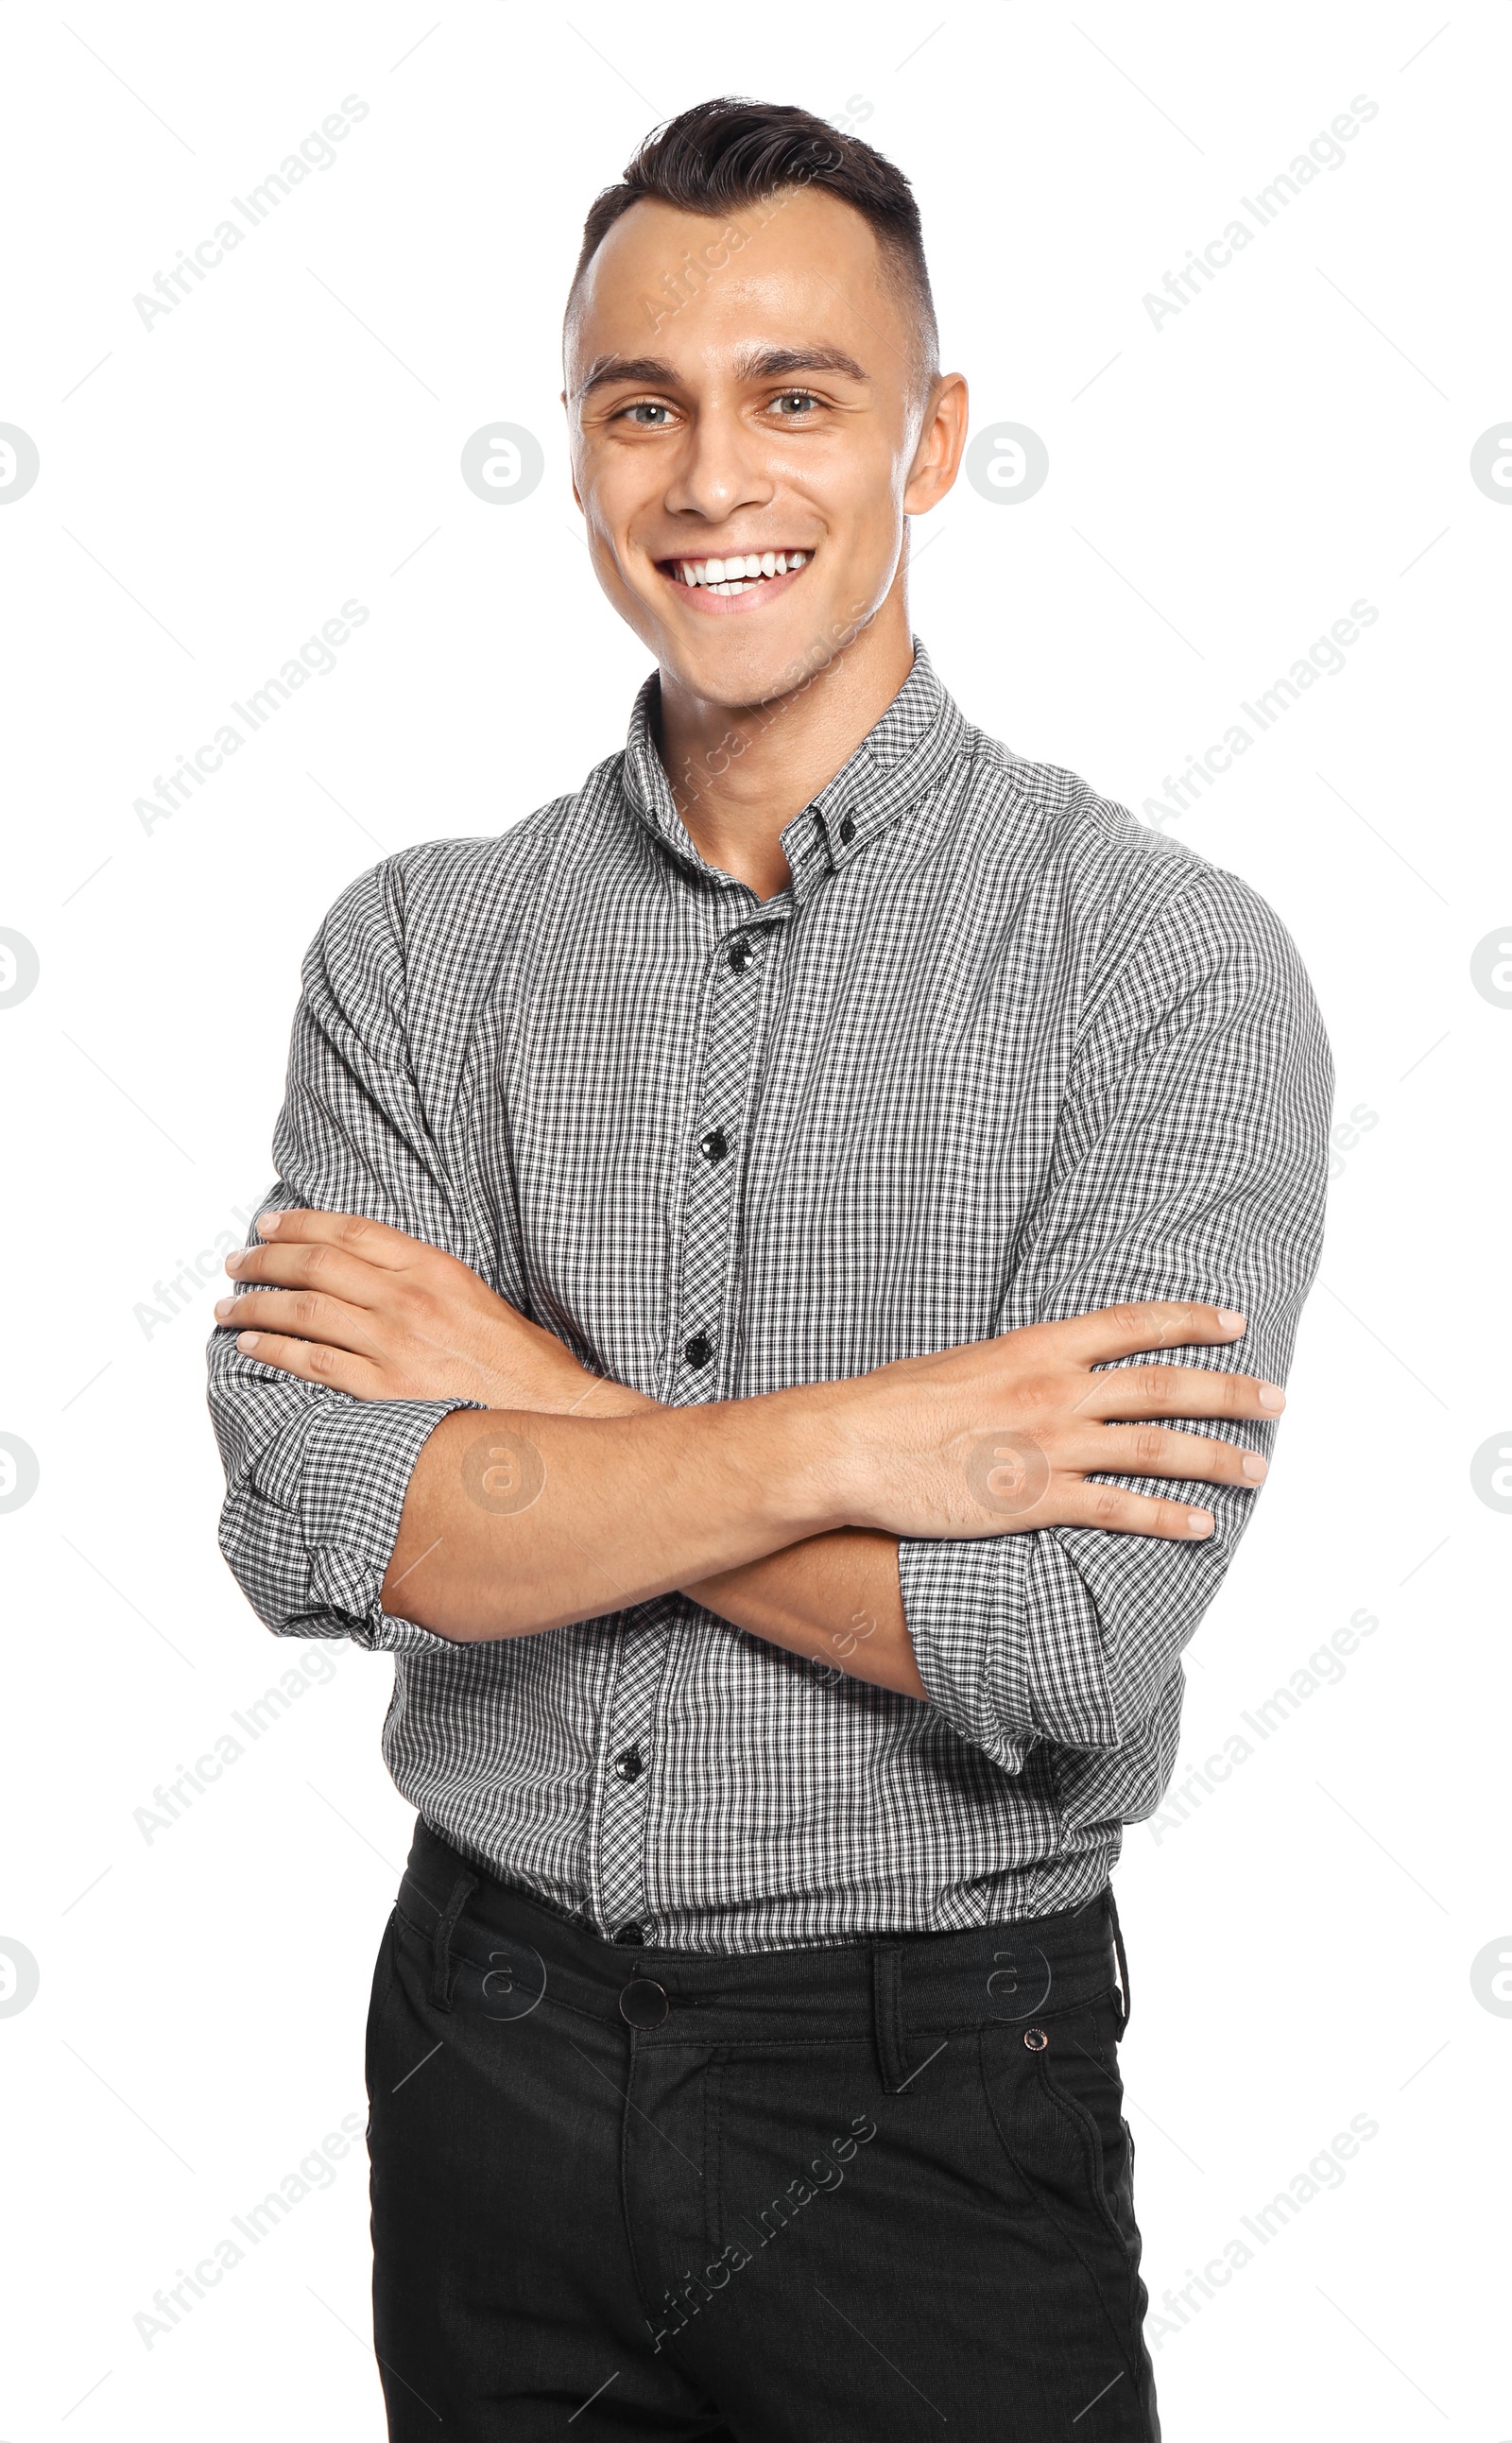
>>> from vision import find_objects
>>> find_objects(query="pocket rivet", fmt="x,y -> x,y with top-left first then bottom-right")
1024,2026 -> 1049,2052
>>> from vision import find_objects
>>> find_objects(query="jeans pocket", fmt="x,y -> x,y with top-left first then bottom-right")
978,1997 -> 1158,2439
1037,1997 -> 1140,2261
979,1994 -> 1141,2265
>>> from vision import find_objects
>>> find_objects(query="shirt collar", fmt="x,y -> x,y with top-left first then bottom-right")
620,637 -> 966,895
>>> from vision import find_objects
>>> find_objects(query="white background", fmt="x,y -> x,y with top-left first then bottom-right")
1,2 -> 1508,2434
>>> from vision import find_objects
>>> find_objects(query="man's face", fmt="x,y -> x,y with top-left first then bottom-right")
563,186 -> 957,711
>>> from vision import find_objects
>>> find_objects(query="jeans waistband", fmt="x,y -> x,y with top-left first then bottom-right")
395,1818 -> 1128,2090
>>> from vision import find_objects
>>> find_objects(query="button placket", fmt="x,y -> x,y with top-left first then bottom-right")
594,1631 -> 662,1941
668,923 -> 772,1402
593,917 -> 777,1943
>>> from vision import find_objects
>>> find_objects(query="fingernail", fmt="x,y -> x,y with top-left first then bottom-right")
236,1331 -> 260,1351
1242,1453 -> 1267,1481
214,1297 -> 234,1319
256,1212 -> 281,1235
1187,1509 -> 1212,1536
1257,1383 -> 1284,1411
224,1250 -> 245,1273
1217,1309 -> 1246,1332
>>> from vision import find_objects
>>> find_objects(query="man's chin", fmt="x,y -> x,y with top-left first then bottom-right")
652,609 -> 870,715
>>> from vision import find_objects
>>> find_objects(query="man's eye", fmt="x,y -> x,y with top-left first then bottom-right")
771,390 -> 820,415
622,401 -> 675,426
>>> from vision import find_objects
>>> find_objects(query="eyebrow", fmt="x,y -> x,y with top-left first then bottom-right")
575,344 -> 869,399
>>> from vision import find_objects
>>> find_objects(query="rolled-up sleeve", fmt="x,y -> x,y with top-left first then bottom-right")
898,866 -> 1332,1768
207,856 -> 488,1652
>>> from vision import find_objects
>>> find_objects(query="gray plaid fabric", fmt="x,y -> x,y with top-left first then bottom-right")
208,639 -> 1332,1951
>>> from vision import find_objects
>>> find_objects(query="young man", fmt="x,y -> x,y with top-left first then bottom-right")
209,98 -> 1331,2440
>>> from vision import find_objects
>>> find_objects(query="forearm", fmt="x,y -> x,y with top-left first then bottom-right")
220,1196 -> 1286,1698
382,1390 -> 848,1642
689,1527 -> 921,1699
549,1376 -> 922,1697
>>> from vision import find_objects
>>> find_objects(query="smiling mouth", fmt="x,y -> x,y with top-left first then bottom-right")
659,548 -> 811,597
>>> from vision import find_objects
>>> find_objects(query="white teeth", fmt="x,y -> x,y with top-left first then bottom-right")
670,549 -> 812,587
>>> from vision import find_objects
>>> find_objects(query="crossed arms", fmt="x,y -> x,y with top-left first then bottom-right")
214,1210 -> 1280,1702
206,856 -> 1332,1765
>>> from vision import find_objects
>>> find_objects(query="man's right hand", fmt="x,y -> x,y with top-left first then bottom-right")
821,1299 -> 1280,1545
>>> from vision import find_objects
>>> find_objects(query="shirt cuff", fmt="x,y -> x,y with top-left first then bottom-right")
254,1392 -> 488,1654
898,1530 -> 1040,1766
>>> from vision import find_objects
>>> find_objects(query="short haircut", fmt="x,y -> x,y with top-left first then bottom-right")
565,96 -> 939,387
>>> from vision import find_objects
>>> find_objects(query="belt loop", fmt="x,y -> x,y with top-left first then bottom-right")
871,1942 -> 912,2096
430,1868 -> 479,2013
1106,1884 -> 1131,2037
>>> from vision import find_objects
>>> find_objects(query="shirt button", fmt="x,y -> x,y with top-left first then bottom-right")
838,815 -> 856,844
613,1744 -> 644,1782
700,1127 -> 729,1164
683,1333 -> 713,1368
612,1921 -> 644,1948
727,938 -> 752,972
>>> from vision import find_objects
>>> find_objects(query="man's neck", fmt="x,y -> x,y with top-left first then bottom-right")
654,591 -> 916,903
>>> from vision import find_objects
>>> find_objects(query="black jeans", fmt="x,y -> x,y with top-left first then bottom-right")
367,1818 -> 1160,2440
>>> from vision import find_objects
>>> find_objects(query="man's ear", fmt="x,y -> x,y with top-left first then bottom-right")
902,371 -> 969,517
561,387 -> 583,514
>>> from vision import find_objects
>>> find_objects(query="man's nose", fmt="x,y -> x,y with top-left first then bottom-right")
662,408 -> 777,525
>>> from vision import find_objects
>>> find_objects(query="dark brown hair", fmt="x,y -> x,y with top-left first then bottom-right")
566,96 -> 939,381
